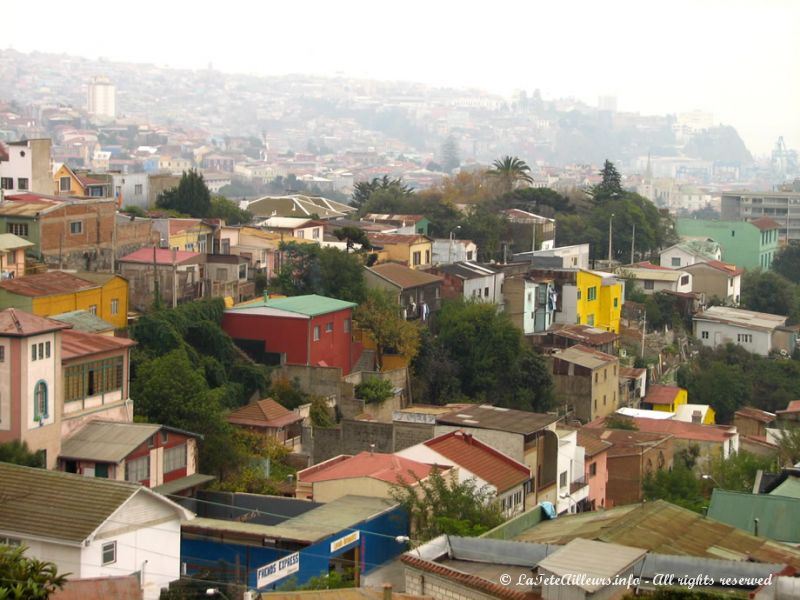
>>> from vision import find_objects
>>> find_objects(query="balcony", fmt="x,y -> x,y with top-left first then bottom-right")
570,475 -> 589,495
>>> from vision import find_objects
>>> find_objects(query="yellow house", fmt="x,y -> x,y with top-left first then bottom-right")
53,164 -> 109,198
643,385 -> 689,413
0,271 -> 129,330
366,233 -> 433,269
575,270 -> 623,333
162,218 -> 215,252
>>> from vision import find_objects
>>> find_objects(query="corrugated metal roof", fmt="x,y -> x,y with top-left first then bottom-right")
769,476 -> 800,499
366,263 -> 444,289
436,404 -> 559,435
229,294 -> 356,317
512,500 -> 800,569
0,462 -> 139,544
537,539 -> 647,592
694,306 -> 787,332
0,271 -> 98,297
60,329 -> 136,360
645,385 -> 682,405
51,309 -> 115,333
555,344 -> 617,369
708,489 -> 800,543
0,233 -> 34,251
152,473 -> 216,496
0,308 -> 69,337
60,421 -> 162,462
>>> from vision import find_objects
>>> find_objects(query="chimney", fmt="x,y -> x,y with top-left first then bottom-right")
383,584 -> 392,600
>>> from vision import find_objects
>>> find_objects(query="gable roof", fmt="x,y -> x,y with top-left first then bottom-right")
0,233 -> 34,252
230,294 -> 356,317
684,260 -> 744,277
694,305 -> 787,331
661,239 -> 720,261
511,499 -> 800,568
735,406 -> 775,424
431,261 -> 501,280
0,462 -> 172,544
644,385 -> 683,405
227,398 -> 303,428
298,451 -> 436,486
366,263 -> 444,290
59,421 -> 201,463
60,329 -> 136,360
425,430 -> 530,492
118,247 -> 201,265
436,404 -> 559,435
0,308 -> 70,337
750,217 -> 781,231
576,430 -> 613,457
0,270 -> 99,296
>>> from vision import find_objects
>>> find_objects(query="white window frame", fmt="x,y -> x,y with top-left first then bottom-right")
69,221 -> 83,235
111,299 -> 119,315
164,444 -> 187,473
59,176 -> 71,192
313,326 -> 320,341
102,541 -> 116,565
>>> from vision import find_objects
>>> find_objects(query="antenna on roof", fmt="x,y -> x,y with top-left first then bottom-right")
369,443 -> 375,456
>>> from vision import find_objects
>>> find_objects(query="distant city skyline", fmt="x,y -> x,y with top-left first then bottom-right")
7,0 -> 799,155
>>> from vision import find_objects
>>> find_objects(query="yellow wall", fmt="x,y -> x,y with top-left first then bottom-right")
380,239 -> 432,269
170,223 -> 213,252
653,388 -> 689,413
53,164 -> 85,196
704,406 -> 716,425
30,276 -> 129,330
575,271 -> 621,333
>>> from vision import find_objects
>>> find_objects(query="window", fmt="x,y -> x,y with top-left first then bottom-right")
38,343 -> 44,360
680,275 -> 689,286
313,326 -> 320,341
613,297 -> 618,308
33,381 -> 48,421
0,536 -> 21,547
125,455 -> 149,482
69,221 -> 83,235
111,299 -> 119,315
604,368 -> 608,381
603,394 -> 607,405
587,286 -> 597,301
147,434 -> 156,448
165,444 -> 187,472
425,250 -> 431,264
160,431 -> 168,444
344,319 -> 351,333
89,305 -> 97,316
31,344 -> 37,361
0,177 -> 12,190
644,280 -> 654,290
102,541 -> 117,565
59,176 -> 71,192
64,357 -> 124,403
467,251 -> 474,260
701,331 -> 709,340
484,287 -> 490,297
312,228 -> 320,240
45,341 -> 50,358
589,462 -> 597,477
325,322 -> 333,333
412,251 -> 421,266
559,471 -> 568,487
737,333 -> 753,343
0,345 -> 4,362
134,183 -> 143,195
576,289 -> 581,300
671,257 -> 681,267
587,314 -> 594,326
7,223 -> 28,237
594,372 -> 598,383
297,230 -> 305,239
17,178 -> 28,191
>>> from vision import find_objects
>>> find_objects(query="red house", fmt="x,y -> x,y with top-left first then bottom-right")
222,294 -> 359,374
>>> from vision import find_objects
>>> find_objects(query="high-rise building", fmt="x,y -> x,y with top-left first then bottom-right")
721,191 -> 800,243
87,76 -> 116,119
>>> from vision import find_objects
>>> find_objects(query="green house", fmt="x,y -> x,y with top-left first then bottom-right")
676,217 -> 780,271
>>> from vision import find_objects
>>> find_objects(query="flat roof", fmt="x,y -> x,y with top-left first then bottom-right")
436,404 -> 559,435
555,344 -> 617,369
694,305 -> 787,331
537,538 -> 646,592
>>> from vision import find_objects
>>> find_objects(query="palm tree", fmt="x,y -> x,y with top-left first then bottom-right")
487,156 -> 534,194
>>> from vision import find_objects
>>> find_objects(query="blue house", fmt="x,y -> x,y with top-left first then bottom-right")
180,494 -> 408,591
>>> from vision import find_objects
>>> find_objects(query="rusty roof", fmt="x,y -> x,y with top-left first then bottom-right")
425,430 -> 530,492
576,430 -> 613,457
551,324 -> 619,346
511,499 -> 800,569
579,427 -> 672,457
61,329 -> 136,360
118,247 -> 201,265
0,195 -> 62,216
0,271 -> 98,297
0,308 -> 70,337
750,217 -> 781,231
436,404 -> 559,435
735,406 -> 776,424
227,398 -> 303,429
366,262 -> 443,290
555,344 -> 617,369
644,385 -> 683,405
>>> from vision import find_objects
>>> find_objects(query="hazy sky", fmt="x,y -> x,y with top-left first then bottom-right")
7,0 -> 799,155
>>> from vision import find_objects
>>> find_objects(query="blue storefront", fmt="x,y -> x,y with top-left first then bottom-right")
180,495 -> 409,591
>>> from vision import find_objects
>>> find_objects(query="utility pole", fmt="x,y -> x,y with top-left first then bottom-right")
630,223 -> 636,265
641,309 -> 647,358
607,213 -> 614,266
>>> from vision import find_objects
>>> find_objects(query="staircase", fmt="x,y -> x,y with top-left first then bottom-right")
352,349 -> 376,374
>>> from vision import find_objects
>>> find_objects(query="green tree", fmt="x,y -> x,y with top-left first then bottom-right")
772,242 -> 800,285
774,425 -> 800,467
354,289 -> 421,369
0,440 -> 44,468
460,204 -> 507,262
355,378 -> 394,404
591,159 -> 624,201
207,195 -> 253,225
486,155 -> 533,195
121,205 -> 147,218
391,468 -> 504,542
156,169 -> 212,217
643,462 -> 705,512
440,135 -> 460,173
351,175 -> 412,211
0,544 -> 68,599
410,328 -> 463,405
709,451 -> 776,492
741,270 -> 798,320
333,226 -> 372,253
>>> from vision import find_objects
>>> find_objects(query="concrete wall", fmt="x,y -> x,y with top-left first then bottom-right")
434,425 -> 524,463
693,319 -> 773,356
406,567 -> 499,600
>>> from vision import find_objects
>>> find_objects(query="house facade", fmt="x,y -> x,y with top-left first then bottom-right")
226,398 -> 304,449
577,430 -> 611,511
618,263 -> 692,295
659,239 -> 721,269
118,248 -> 202,311
364,262 -> 443,321
222,294 -> 358,374
693,305 -> 795,356
428,261 -> 504,305
552,344 -> 620,423
0,233 -> 32,279
367,233 -> 433,269
682,261 -> 742,306
503,274 -> 555,335
431,238 -> 477,264
53,164 -> 110,198
676,217 -> 780,270
0,139 -> 52,195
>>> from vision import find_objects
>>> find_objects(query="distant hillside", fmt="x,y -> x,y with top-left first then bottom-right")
683,125 -> 753,163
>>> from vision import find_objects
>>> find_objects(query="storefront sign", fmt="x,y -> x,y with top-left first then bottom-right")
256,552 -> 300,588
330,530 -> 360,553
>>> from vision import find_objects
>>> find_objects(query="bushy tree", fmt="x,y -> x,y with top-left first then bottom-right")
591,159 -> 624,201
0,440 -> 44,468
351,175 -> 412,211
156,169 -> 212,217
772,243 -> 800,285
708,451 -> 776,492
355,378 -> 394,404
207,196 -> 253,225
354,289 -> 421,369
333,227 -> 372,253
643,462 -> 704,513
0,544 -> 68,599
391,468 -> 504,542
741,270 -> 799,320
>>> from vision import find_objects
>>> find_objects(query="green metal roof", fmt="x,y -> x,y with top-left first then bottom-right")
0,462 -> 140,544
51,309 -> 115,333
231,294 -> 357,317
708,488 -> 800,543
769,476 -> 800,499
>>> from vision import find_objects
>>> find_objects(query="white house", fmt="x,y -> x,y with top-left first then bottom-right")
555,428 -> 589,515
0,462 -> 193,600
258,216 -> 324,243
0,139 -> 52,195
618,263 -> 692,295
111,172 -> 149,209
395,430 -> 532,517
693,305 -> 795,357
516,243 -> 590,270
431,238 -> 477,264
429,261 -> 504,306
659,239 -> 721,269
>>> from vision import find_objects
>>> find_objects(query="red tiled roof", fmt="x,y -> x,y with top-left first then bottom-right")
3,192 -> 63,204
702,260 -> 744,277
76,174 -> 106,187
298,451 -> 436,485
778,400 -> 800,415
227,398 -> 303,429
629,417 -> 736,443
425,430 -> 529,492
632,261 -> 673,271
579,427 -> 673,457
735,406 -> 775,423
118,247 -> 200,265
60,329 -> 136,360
0,271 -> 98,297
0,308 -> 70,337
577,430 -> 613,457
644,385 -> 682,405
750,217 -> 781,231
400,554 -> 539,600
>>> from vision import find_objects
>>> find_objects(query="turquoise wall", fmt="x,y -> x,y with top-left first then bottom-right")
676,219 -> 778,270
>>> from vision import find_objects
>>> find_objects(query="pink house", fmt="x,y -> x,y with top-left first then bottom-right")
0,233 -> 32,280
577,430 -> 611,511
